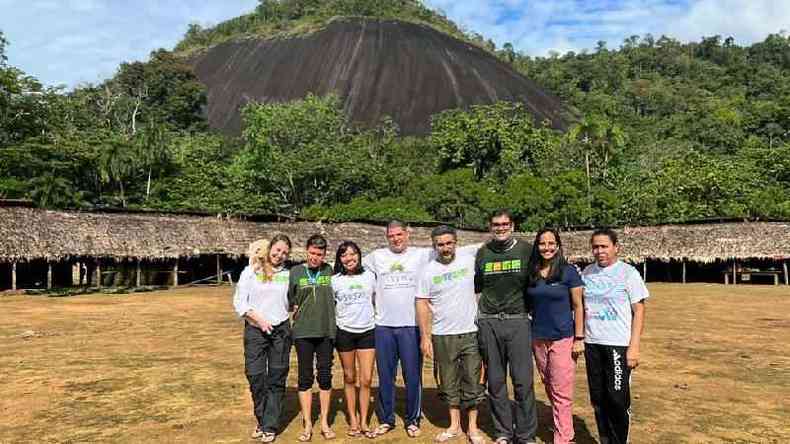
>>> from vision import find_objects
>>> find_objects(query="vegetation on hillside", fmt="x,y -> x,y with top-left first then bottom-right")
2,17 -> 790,230
174,0 -> 488,55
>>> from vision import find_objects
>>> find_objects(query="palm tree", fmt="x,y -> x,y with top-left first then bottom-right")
98,138 -> 135,207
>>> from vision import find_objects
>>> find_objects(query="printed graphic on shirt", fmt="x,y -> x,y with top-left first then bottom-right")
298,275 -> 331,288
432,268 -> 468,285
257,273 -> 290,283
482,259 -> 523,275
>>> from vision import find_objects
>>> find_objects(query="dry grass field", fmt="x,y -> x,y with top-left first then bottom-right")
1,283 -> 788,443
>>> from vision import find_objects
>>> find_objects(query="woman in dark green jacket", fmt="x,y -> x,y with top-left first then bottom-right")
289,234 -> 336,441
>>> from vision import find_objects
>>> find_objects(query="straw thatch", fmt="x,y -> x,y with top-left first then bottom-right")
1,206 -> 788,263
0,207 -> 489,262
558,222 -> 790,263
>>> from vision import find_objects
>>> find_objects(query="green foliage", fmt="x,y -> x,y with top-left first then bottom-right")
432,102 -> 558,178
174,0 -> 475,55
3,27 -> 790,230
304,196 -> 431,222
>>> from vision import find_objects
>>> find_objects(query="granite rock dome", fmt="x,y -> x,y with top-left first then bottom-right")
192,18 -> 568,136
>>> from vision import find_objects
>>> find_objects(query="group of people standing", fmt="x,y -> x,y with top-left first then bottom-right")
232,209 -> 648,444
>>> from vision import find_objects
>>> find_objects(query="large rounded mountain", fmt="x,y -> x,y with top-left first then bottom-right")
192,18 -> 568,136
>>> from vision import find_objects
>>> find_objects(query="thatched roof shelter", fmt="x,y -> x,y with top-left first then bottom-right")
0,207 -> 490,262
1,206 -> 788,264
559,222 -> 790,263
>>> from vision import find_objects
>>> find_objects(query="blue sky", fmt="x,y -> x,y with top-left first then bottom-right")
1,0 -> 787,89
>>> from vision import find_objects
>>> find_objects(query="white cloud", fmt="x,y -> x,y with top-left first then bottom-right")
425,0 -> 790,57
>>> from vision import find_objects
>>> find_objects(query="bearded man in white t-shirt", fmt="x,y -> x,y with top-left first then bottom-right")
416,225 -> 486,444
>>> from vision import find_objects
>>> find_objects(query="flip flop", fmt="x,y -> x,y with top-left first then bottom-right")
370,423 -> 394,438
321,429 -> 336,440
467,431 -> 486,444
346,428 -> 362,437
406,424 -> 422,438
297,430 -> 312,442
434,429 -> 461,442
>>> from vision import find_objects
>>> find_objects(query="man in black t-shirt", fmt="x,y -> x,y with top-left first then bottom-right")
474,209 -> 537,444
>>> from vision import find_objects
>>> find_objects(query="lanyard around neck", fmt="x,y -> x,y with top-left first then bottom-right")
306,267 -> 321,285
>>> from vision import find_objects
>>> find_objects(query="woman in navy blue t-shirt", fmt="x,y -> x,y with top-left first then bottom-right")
527,228 -> 584,444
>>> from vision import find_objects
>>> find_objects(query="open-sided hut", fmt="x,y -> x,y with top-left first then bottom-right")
1,203 -> 788,290
0,204 -> 491,291
558,221 -> 790,285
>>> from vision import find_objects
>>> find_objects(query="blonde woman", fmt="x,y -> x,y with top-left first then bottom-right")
233,234 -> 293,443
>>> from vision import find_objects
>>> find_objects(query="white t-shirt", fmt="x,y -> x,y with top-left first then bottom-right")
363,245 -> 481,327
232,265 -> 291,326
332,270 -> 376,333
417,253 -> 478,335
582,260 -> 649,346
363,247 -> 430,327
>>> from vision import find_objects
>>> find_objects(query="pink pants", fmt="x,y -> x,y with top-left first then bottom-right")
533,337 -> 576,444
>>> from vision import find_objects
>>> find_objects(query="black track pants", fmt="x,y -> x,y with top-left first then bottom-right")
585,343 -> 632,444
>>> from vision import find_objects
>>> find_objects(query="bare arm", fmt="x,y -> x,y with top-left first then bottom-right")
571,286 -> 585,358
627,301 -> 646,369
416,298 -> 434,359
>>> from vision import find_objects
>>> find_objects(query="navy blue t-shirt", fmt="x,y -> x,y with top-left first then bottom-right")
528,264 -> 584,340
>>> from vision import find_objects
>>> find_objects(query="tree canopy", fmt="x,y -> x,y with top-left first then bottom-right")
2,21 -> 790,229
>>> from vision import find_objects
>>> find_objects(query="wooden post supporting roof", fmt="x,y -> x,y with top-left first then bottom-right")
173,260 -> 179,287
136,259 -> 142,287
784,261 -> 789,286
682,259 -> 687,284
643,261 -> 648,282
216,255 -> 222,284
11,262 -> 17,291
96,260 -> 102,288
47,262 -> 53,290
732,260 -> 737,286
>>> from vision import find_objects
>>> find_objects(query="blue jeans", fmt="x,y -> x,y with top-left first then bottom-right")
374,326 -> 422,427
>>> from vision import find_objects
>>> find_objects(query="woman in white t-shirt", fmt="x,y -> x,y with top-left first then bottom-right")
331,240 -> 377,438
232,235 -> 292,443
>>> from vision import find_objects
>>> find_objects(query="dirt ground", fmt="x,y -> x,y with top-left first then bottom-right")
1,284 -> 788,443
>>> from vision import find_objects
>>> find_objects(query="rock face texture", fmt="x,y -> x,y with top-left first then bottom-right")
192,18 -> 568,136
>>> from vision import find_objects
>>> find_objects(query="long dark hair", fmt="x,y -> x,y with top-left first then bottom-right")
528,228 -> 568,285
334,240 -> 365,275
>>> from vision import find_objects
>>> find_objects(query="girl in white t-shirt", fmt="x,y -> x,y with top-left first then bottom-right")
331,240 -> 377,438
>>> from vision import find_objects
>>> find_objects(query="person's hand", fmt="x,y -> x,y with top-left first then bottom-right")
626,346 -> 640,369
572,339 -> 585,360
420,337 -> 433,359
258,319 -> 273,334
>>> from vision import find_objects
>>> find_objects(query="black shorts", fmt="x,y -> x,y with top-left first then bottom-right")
335,327 -> 375,352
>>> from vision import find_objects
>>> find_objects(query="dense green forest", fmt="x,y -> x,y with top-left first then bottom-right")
1,0 -> 790,230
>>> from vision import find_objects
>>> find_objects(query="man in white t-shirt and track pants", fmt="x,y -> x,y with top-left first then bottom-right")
582,228 -> 648,444
364,220 -> 480,438
416,225 -> 486,444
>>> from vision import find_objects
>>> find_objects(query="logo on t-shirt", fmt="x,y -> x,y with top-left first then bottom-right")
483,259 -> 522,275
432,268 -> 468,284
299,275 -> 331,287
390,262 -> 405,273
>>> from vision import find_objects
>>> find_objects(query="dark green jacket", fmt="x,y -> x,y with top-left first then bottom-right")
474,239 -> 532,314
288,263 -> 335,339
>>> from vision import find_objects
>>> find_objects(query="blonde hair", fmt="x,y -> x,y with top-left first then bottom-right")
247,239 -> 274,281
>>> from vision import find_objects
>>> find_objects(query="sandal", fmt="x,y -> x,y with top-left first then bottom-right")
434,429 -> 460,442
370,423 -> 394,438
347,428 -> 362,437
320,429 -> 336,440
494,438 -> 510,444
406,424 -> 422,438
297,430 -> 312,442
260,432 -> 276,443
467,431 -> 485,444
